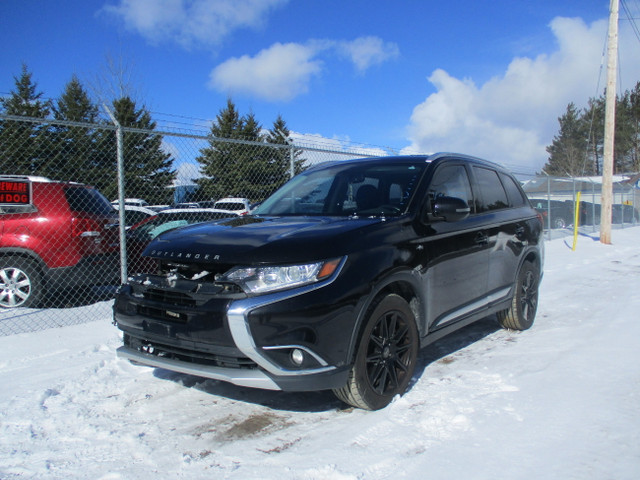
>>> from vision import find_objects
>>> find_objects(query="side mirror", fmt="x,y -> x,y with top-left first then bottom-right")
432,196 -> 470,222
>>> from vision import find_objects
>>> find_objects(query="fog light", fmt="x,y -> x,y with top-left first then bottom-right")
291,349 -> 304,366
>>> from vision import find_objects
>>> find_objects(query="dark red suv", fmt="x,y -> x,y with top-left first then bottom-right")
0,176 -> 120,308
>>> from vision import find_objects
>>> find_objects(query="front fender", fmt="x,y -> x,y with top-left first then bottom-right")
344,267 -> 427,365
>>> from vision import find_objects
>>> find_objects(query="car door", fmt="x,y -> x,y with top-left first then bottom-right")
415,162 -> 491,330
471,166 -> 527,301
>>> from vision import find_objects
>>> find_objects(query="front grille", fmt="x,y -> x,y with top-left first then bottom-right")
143,288 -> 197,307
137,305 -> 188,322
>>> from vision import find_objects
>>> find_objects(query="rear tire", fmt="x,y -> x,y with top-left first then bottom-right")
333,294 -> 418,410
0,257 -> 43,308
554,217 -> 566,229
497,261 -> 539,330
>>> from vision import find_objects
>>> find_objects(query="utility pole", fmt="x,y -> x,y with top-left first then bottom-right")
601,0 -> 619,245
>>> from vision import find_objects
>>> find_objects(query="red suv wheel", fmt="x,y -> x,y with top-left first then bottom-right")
0,256 -> 42,308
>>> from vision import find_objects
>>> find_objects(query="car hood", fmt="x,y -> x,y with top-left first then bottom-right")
143,215 -> 388,264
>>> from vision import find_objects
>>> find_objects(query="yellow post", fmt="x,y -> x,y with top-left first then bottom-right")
572,191 -> 582,251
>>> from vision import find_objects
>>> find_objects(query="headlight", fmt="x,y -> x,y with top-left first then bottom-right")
220,258 -> 343,294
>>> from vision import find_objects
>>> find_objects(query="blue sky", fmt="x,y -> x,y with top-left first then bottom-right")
1,0 -> 639,174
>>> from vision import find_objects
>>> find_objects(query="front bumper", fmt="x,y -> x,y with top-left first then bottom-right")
116,345 -> 281,390
113,259 -> 355,392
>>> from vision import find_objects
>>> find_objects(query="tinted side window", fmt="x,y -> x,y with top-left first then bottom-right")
65,187 -> 115,216
473,167 -> 509,212
499,172 -> 527,207
428,165 -> 475,213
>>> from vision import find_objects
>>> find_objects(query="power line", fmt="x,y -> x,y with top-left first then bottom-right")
621,0 -> 640,45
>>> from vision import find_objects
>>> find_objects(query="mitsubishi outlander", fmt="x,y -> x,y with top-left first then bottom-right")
113,154 -> 544,410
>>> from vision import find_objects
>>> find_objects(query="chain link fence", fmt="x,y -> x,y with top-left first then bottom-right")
520,173 -> 639,240
0,114 -> 382,334
1,114 -> 639,334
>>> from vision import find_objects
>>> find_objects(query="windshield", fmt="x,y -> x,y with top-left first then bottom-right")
253,161 -> 426,217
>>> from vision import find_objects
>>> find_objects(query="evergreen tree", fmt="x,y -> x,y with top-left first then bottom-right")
628,82 -> 640,172
265,114 -> 305,182
616,89 -> 638,173
96,97 -> 175,204
196,101 -> 305,202
575,83 -> 640,175
0,64 -> 51,174
543,103 -> 590,176
196,99 -> 259,201
583,96 -> 605,175
41,75 -> 101,183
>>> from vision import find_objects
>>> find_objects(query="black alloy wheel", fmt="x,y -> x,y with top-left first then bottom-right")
334,294 -> 418,410
497,261 -> 539,331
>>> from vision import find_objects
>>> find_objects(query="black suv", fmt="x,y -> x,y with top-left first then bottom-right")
114,154 -> 544,410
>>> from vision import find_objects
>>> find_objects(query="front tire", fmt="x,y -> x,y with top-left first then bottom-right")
333,294 -> 419,410
497,261 -> 539,330
0,257 -> 43,308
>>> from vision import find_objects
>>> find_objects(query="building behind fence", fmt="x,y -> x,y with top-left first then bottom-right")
1,114 -> 638,334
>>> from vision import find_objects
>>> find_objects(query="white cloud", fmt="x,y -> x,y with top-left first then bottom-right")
102,0 -> 288,49
405,16 -> 640,173
174,162 -> 201,186
208,36 -> 399,101
208,42 -> 323,102
337,36 -> 400,73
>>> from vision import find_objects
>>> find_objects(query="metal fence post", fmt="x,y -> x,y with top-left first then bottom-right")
103,105 -> 128,284
546,175 -> 552,239
290,144 -> 295,179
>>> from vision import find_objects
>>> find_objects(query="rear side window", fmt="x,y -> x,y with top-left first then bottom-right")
473,167 -> 509,212
65,187 -> 115,216
499,172 -> 527,207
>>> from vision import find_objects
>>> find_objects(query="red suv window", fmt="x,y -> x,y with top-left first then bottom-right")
64,187 -> 115,216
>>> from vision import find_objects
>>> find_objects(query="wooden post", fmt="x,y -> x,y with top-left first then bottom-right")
600,0 -> 619,244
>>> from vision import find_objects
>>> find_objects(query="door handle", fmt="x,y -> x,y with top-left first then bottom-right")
475,232 -> 488,245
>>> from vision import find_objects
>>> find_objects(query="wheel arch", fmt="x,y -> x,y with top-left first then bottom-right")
521,247 -> 542,275
0,247 -> 47,273
505,247 -> 543,301
344,270 -> 426,366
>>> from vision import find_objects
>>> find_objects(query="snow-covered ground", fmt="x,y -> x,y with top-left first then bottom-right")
1,228 -> 639,480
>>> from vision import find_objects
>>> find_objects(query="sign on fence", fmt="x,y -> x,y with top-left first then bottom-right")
0,179 -> 31,205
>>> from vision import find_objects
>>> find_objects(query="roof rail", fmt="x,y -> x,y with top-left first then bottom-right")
0,174 -> 52,182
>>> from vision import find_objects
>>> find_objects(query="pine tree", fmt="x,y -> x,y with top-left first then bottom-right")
41,75 -> 101,183
196,101 -> 304,202
96,97 -> 175,204
576,83 -> 640,175
197,99 -> 256,201
583,97 -> 605,175
543,103 -> 590,176
0,64 -> 51,174
628,82 -> 640,172
615,89 -> 637,173
265,114 -> 305,184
